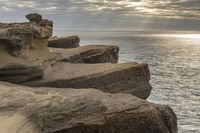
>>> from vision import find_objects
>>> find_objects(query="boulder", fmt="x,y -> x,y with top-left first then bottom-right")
0,82 -> 178,133
48,35 -> 80,48
26,13 -> 42,23
50,45 -> 119,63
24,62 -> 151,99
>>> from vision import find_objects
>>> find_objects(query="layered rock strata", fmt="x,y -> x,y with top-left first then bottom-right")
0,82 -> 178,133
0,14 -> 151,99
50,45 -> 119,63
24,62 -> 151,99
0,13 -> 178,133
48,35 -> 80,48
0,63 -> 43,84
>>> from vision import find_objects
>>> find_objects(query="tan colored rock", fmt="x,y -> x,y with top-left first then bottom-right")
0,13 -> 53,84
0,82 -> 178,133
50,45 -> 119,63
48,35 -> 80,48
0,13 -> 52,59
24,62 -> 151,99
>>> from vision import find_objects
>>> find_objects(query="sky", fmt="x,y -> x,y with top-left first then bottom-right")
0,0 -> 199,31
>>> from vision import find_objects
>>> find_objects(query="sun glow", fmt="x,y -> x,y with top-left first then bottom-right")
173,34 -> 200,39
155,34 -> 200,41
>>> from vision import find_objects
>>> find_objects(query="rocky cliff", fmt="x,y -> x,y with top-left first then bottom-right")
0,13 -> 53,68
0,13 -> 178,133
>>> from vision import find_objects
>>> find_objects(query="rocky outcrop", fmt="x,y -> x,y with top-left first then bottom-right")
0,13 -> 53,65
50,45 -> 119,63
48,35 -> 80,48
24,62 -> 151,99
0,13 -> 53,84
0,13 -> 178,132
0,14 -> 151,99
0,82 -> 178,133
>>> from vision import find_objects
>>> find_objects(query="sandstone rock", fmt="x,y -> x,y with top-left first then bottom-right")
0,13 -> 53,70
24,62 -> 151,99
50,45 -> 119,63
0,82 -> 178,133
48,35 -> 80,48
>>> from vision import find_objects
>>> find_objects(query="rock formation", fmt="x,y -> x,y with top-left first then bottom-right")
48,35 -> 80,48
24,62 -> 151,99
0,82 -> 177,133
0,13 -> 53,66
0,14 -> 152,99
0,13 -> 178,132
50,45 -> 119,63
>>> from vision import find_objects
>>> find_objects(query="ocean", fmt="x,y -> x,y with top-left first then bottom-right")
55,30 -> 200,133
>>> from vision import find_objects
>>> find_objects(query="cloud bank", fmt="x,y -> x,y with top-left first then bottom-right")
0,0 -> 199,31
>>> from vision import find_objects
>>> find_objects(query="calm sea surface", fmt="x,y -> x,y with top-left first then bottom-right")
56,30 -> 200,133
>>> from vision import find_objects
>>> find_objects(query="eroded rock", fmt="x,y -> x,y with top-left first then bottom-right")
0,13 -> 53,58
50,45 -> 119,63
48,35 -> 80,48
0,82 -> 178,133
24,62 -> 151,99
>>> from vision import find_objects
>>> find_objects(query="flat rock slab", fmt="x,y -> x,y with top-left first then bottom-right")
0,82 -> 177,133
48,35 -> 80,48
50,45 -> 119,63
24,62 -> 152,99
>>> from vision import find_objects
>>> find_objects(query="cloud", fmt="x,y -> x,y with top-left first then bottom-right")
0,0 -> 199,31
0,0 -> 199,19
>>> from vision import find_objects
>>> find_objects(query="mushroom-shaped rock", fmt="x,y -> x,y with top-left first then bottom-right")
0,13 -> 53,63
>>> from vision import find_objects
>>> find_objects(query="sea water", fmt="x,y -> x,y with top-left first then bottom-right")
55,30 -> 200,133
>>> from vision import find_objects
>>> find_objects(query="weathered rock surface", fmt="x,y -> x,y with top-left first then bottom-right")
0,82 -> 178,133
0,63 -> 43,84
50,45 -> 119,63
0,13 -> 53,84
0,14 -> 151,100
0,13 -> 53,62
48,35 -> 80,48
24,62 -> 151,99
